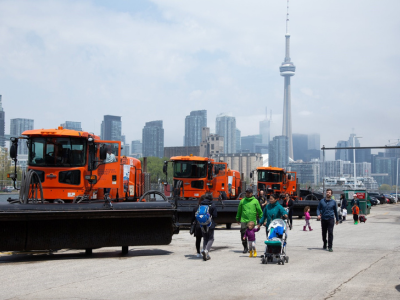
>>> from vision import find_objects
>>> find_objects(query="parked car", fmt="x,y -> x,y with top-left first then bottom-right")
369,197 -> 379,206
1,187 -> 12,193
384,194 -> 396,204
368,192 -> 386,204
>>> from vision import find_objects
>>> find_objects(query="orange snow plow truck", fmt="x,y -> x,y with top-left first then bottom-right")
13,127 -> 144,202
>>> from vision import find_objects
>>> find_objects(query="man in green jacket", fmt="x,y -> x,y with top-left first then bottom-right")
236,187 -> 263,253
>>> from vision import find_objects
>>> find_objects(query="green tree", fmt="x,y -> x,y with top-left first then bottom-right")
379,184 -> 391,192
140,157 -> 173,184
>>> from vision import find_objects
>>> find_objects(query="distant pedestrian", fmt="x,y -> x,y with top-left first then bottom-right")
351,194 -> 360,207
282,193 -> 294,230
191,195 -> 205,257
352,203 -> 360,225
257,190 -> 268,209
317,189 -> 339,252
243,221 -> 260,257
340,194 -> 348,221
197,193 -> 217,261
338,203 -> 343,223
236,188 -> 263,253
258,194 -> 288,237
303,206 -> 313,231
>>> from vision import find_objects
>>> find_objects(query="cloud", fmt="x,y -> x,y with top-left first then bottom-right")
0,0 -> 399,152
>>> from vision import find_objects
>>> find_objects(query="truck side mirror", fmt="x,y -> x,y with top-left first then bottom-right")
250,172 -> 253,179
288,174 -> 291,180
100,146 -> 107,160
9,138 -> 18,159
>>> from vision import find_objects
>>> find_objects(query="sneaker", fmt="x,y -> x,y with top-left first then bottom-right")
323,243 -> 327,250
242,248 -> 248,254
196,253 -> 201,258
206,254 -> 211,260
202,250 -> 208,261
328,248 -> 333,252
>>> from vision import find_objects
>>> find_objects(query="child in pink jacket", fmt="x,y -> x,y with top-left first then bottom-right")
304,206 -> 313,231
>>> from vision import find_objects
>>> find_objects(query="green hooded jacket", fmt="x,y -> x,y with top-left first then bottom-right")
236,196 -> 263,223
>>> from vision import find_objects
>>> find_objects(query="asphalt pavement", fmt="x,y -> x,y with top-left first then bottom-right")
0,204 -> 399,300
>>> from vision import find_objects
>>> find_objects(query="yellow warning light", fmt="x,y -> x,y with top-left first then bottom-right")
190,154 -> 193,157
58,126 -> 63,130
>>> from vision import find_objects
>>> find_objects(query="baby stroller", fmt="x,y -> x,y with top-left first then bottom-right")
261,218 -> 289,265
359,215 -> 367,223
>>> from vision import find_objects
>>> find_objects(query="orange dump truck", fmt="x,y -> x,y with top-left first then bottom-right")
163,155 -> 242,228
254,166 -> 297,197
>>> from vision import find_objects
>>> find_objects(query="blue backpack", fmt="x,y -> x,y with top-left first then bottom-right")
195,205 -> 212,229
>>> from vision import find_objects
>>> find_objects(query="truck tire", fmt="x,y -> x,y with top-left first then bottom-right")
226,223 -> 232,229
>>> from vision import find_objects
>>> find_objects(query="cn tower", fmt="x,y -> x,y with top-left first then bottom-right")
280,0 -> 295,159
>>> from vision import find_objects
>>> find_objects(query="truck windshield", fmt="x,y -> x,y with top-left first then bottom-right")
28,137 -> 86,167
258,170 -> 283,183
173,161 -> 207,178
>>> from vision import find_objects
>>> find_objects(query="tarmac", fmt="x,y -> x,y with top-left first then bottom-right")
0,203 -> 399,300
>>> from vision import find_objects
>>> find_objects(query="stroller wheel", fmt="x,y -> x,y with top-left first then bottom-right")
285,256 -> 289,263
261,258 -> 266,264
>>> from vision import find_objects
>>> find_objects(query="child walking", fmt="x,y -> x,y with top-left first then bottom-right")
303,206 -> 313,231
352,203 -> 359,225
337,203 -> 343,223
243,221 -> 260,257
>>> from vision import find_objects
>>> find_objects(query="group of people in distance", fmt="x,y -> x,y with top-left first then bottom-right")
191,187 -> 358,260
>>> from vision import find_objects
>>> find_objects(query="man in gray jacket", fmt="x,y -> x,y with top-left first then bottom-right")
317,189 -> 339,252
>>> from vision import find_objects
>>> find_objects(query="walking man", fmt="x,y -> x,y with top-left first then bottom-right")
317,189 -> 339,252
236,188 -> 263,253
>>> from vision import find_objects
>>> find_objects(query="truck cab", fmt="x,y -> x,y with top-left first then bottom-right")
255,166 -> 297,197
166,155 -> 240,200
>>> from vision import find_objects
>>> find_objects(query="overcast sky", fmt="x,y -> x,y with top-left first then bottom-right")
0,0 -> 399,160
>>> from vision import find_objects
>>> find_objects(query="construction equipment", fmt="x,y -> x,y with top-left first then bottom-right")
1,127 -> 176,253
252,166 -> 322,216
161,155 -> 242,228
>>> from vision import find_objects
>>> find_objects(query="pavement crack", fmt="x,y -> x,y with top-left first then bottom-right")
324,252 -> 390,299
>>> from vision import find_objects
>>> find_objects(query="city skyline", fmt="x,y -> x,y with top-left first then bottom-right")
0,1 -> 399,160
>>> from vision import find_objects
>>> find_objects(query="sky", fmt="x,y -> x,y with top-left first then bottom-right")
0,0 -> 399,160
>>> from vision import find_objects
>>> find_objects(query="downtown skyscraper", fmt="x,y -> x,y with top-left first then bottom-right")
0,95 -> 5,147
10,118 -> 34,155
215,114 -> 236,154
184,110 -> 207,147
142,120 -> 164,158
101,115 -> 121,141
280,1 -> 296,159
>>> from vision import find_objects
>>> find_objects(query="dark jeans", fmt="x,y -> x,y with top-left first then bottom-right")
240,222 -> 248,249
195,235 -> 202,253
353,214 -> 359,222
288,210 -> 293,228
321,218 -> 335,249
202,228 -> 214,252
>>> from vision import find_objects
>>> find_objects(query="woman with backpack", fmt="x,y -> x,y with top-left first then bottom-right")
191,195 -> 205,258
196,193 -> 217,261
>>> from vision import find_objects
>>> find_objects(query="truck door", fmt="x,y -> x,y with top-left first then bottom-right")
91,141 -> 122,190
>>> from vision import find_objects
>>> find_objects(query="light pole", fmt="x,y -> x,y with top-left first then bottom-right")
353,136 -> 362,190
396,158 -> 399,203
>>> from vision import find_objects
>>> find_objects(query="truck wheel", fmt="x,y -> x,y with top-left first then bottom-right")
85,248 -> 92,255
122,246 -> 129,254
226,223 -> 232,229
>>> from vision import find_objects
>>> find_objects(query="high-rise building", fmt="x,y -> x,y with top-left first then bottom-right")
293,133 -> 308,161
142,120 -> 164,158
184,110 -> 207,147
0,95 -> 5,147
131,140 -> 142,156
335,134 -> 371,163
241,135 -> 262,153
60,121 -> 82,131
199,127 -> 224,157
216,114 -> 236,154
308,133 -> 320,150
100,115 -> 121,141
236,129 -> 241,153
269,135 -> 289,168
10,118 -> 34,155
280,3 -> 296,159
288,160 -> 320,185
259,108 -> 271,153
